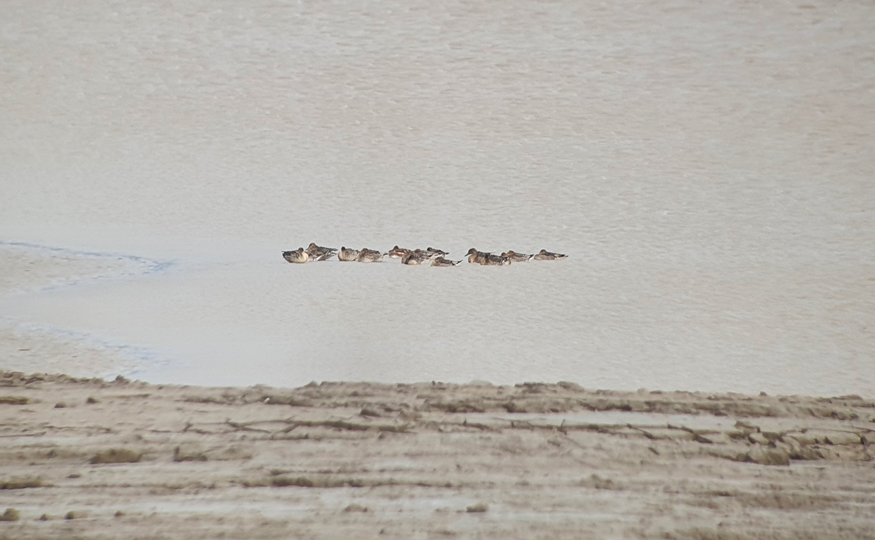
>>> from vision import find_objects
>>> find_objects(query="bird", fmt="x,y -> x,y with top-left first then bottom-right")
338,246 -> 360,262
282,248 -> 310,264
425,247 -> 449,257
306,243 -> 337,261
357,248 -> 384,262
483,253 -> 511,266
401,250 -> 423,265
501,250 -> 534,262
533,249 -> 568,261
387,246 -> 409,259
466,248 -> 489,265
431,256 -> 461,267
409,249 -> 436,262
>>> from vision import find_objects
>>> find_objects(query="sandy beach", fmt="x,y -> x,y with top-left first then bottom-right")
2,239 -> 873,539
1,370 -> 873,539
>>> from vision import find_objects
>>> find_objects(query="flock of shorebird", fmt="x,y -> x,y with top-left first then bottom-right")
283,243 -> 568,266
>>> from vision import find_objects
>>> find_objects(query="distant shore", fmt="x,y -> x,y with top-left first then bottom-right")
1,370 -> 873,539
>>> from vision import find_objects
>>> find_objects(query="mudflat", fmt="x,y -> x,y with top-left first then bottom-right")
0,371 -> 873,539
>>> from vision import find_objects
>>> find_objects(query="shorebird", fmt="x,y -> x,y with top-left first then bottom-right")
483,253 -> 511,266
501,250 -> 534,262
425,247 -> 449,257
387,246 -> 409,259
306,243 -> 337,261
466,248 -> 489,265
431,256 -> 461,267
357,248 -> 384,262
338,247 -> 360,262
282,248 -> 310,264
533,249 -> 568,261
404,249 -> 435,263
401,250 -> 423,265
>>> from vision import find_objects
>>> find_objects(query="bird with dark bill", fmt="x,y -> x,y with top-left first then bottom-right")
501,250 -> 534,262
401,249 -> 430,265
387,246 -> 409,259
425,247 -> 449,257
466,248 -> 489,265
483,253 -> 511,266
306,243 -> 338,261
533,249 -> 568,261
282,248 -> 310,264
357,248 -> 384,262
338,247 -> 360,262
431,256 -> 461,267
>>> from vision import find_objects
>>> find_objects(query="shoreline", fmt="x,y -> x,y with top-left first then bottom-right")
3,241 -> 872,397
0,242 -> 170,380
1,370 -> 873,539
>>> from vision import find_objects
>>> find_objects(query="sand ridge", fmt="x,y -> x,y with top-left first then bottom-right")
1,371 -> 874,539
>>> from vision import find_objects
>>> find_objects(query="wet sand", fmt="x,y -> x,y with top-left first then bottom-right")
1,371 -> 873,539
0,244 -> 139,379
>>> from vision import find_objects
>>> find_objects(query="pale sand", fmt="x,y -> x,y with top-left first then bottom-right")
0,371 -> 873,539
0,328 -> 134,380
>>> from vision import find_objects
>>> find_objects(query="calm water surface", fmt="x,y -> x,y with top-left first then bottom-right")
1,0 -> 873,394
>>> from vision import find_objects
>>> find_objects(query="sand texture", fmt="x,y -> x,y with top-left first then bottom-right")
0,371 -> 874,539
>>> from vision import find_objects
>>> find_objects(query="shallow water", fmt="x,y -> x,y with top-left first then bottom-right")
1,0 -> 873,395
